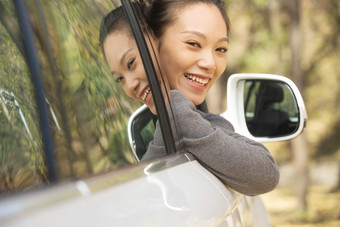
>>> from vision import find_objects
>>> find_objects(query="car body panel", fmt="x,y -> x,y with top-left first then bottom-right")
0,154 -> 249,227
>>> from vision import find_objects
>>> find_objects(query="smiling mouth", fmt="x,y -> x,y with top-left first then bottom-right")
141,86 -> 151,101
184,73 -> 209,87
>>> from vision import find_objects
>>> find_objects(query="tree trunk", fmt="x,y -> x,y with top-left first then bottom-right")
288,0 -> 309,212
291,135 -> 309,211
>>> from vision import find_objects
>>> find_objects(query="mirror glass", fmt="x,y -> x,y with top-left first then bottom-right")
130,107 -> 157,161
244,80 -> 299,137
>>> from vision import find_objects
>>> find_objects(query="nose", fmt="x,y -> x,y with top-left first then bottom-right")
125,74 -> 139,93
197,51 -> 216,73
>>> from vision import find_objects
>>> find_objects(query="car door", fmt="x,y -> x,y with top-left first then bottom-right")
0,0 -> 247,226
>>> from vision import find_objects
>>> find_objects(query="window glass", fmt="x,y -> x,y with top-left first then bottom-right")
26,0 -> 144,180
0,0 -> 170,195
0,0 -> 46,195
92,1 -> 168,161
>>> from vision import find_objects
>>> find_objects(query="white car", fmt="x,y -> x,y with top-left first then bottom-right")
0,0 -> 307,226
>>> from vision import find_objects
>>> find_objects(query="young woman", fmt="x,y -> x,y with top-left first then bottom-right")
146,0 -> 230,106
99,5 -> 169,115
99,1 -> 279,196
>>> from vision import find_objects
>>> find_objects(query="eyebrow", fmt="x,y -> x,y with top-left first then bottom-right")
181,30 -> 229,43
120,48 -> 134,66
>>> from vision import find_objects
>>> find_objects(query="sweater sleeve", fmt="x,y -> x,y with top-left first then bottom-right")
143,90 -> 280,196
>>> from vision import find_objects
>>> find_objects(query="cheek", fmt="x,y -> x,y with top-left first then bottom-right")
135,62 -> 148,82
136,66 -> 144,78
216,56 -> 227,76
149,105 -> 157,115
159,42 -> 185,67
163,52 -> 189,77
121,82 -> 135,99
122,85 -> 132,98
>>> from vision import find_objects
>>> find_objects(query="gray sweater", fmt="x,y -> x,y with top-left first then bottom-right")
142,90 -> 279,196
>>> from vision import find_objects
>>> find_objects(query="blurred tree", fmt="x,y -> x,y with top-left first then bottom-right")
286,0 -> 309,212
208,0 -> 340,211
0,0 -> 47,193
0,0 -> 141,193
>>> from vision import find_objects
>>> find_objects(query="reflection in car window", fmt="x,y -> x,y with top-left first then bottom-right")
30,1 -> 143,177
99,2 -> 173,159
0,0 -> 143,195
0,0 -> 46,195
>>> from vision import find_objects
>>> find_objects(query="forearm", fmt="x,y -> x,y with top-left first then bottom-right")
145,90 -> 279,195
180,127 -> 279,196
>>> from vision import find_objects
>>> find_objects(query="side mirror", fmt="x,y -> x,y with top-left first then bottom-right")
128,105 -> 156,161
221,73 -> 307,143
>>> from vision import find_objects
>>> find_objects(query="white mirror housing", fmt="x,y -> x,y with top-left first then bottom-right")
221,73 -> 307,143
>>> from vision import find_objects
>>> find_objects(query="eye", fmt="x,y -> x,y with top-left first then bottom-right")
187,41 -> 201,48
115,76 -> 124,83
216,47 -> 228,53
127,58 -> 135,70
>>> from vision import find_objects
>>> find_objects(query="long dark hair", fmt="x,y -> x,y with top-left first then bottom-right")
99,1 -> 152,48
145,0 -> 231,39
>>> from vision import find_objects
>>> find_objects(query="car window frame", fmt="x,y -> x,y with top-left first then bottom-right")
121,0 -> 177,156
14,0 -> 57,182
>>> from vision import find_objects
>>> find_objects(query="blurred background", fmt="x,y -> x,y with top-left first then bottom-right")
1,0 -> 339,225
206,0 -> 340,226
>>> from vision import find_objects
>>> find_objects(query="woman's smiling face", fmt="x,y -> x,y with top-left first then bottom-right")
157,3 -> 228,105
103,30 -> 167,115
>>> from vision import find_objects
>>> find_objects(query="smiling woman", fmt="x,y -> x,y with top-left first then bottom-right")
0,0 -> 309,225
149,1 -> 229,105
142,0 -> 280,196
100,4 -> 169,115
100,0 -> 280,196
100,0 -> 279,195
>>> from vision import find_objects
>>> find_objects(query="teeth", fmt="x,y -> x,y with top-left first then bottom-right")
141,87 -> 151,101
184,73 -> 209,86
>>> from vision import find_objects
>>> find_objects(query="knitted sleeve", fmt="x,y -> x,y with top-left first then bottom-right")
143,90 -> 279,196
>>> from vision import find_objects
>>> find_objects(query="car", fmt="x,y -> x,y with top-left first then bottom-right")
0,0 -> 307,226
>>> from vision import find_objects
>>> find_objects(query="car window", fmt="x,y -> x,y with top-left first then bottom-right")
120,0 -> 176,159
0,0 -> 46,195
122,0 -> 176,154
29,1 -> 146,174
0,0 -> 153,195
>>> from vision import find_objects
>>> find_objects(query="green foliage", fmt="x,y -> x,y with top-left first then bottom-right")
2,0 -> 337,195
37,0 -> 140,178
0,1 -> 46,194
0,0 -> 140,193
225,0 -> 340,161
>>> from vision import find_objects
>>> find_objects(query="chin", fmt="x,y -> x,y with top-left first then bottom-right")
150,107 -> 157,115
178,89 -> 206,105
192,100 -> 204,106
189,95 -> 205,106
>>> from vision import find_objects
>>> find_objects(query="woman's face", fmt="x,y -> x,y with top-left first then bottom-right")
157,3 -> 228,105
103,30 -> 166,114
